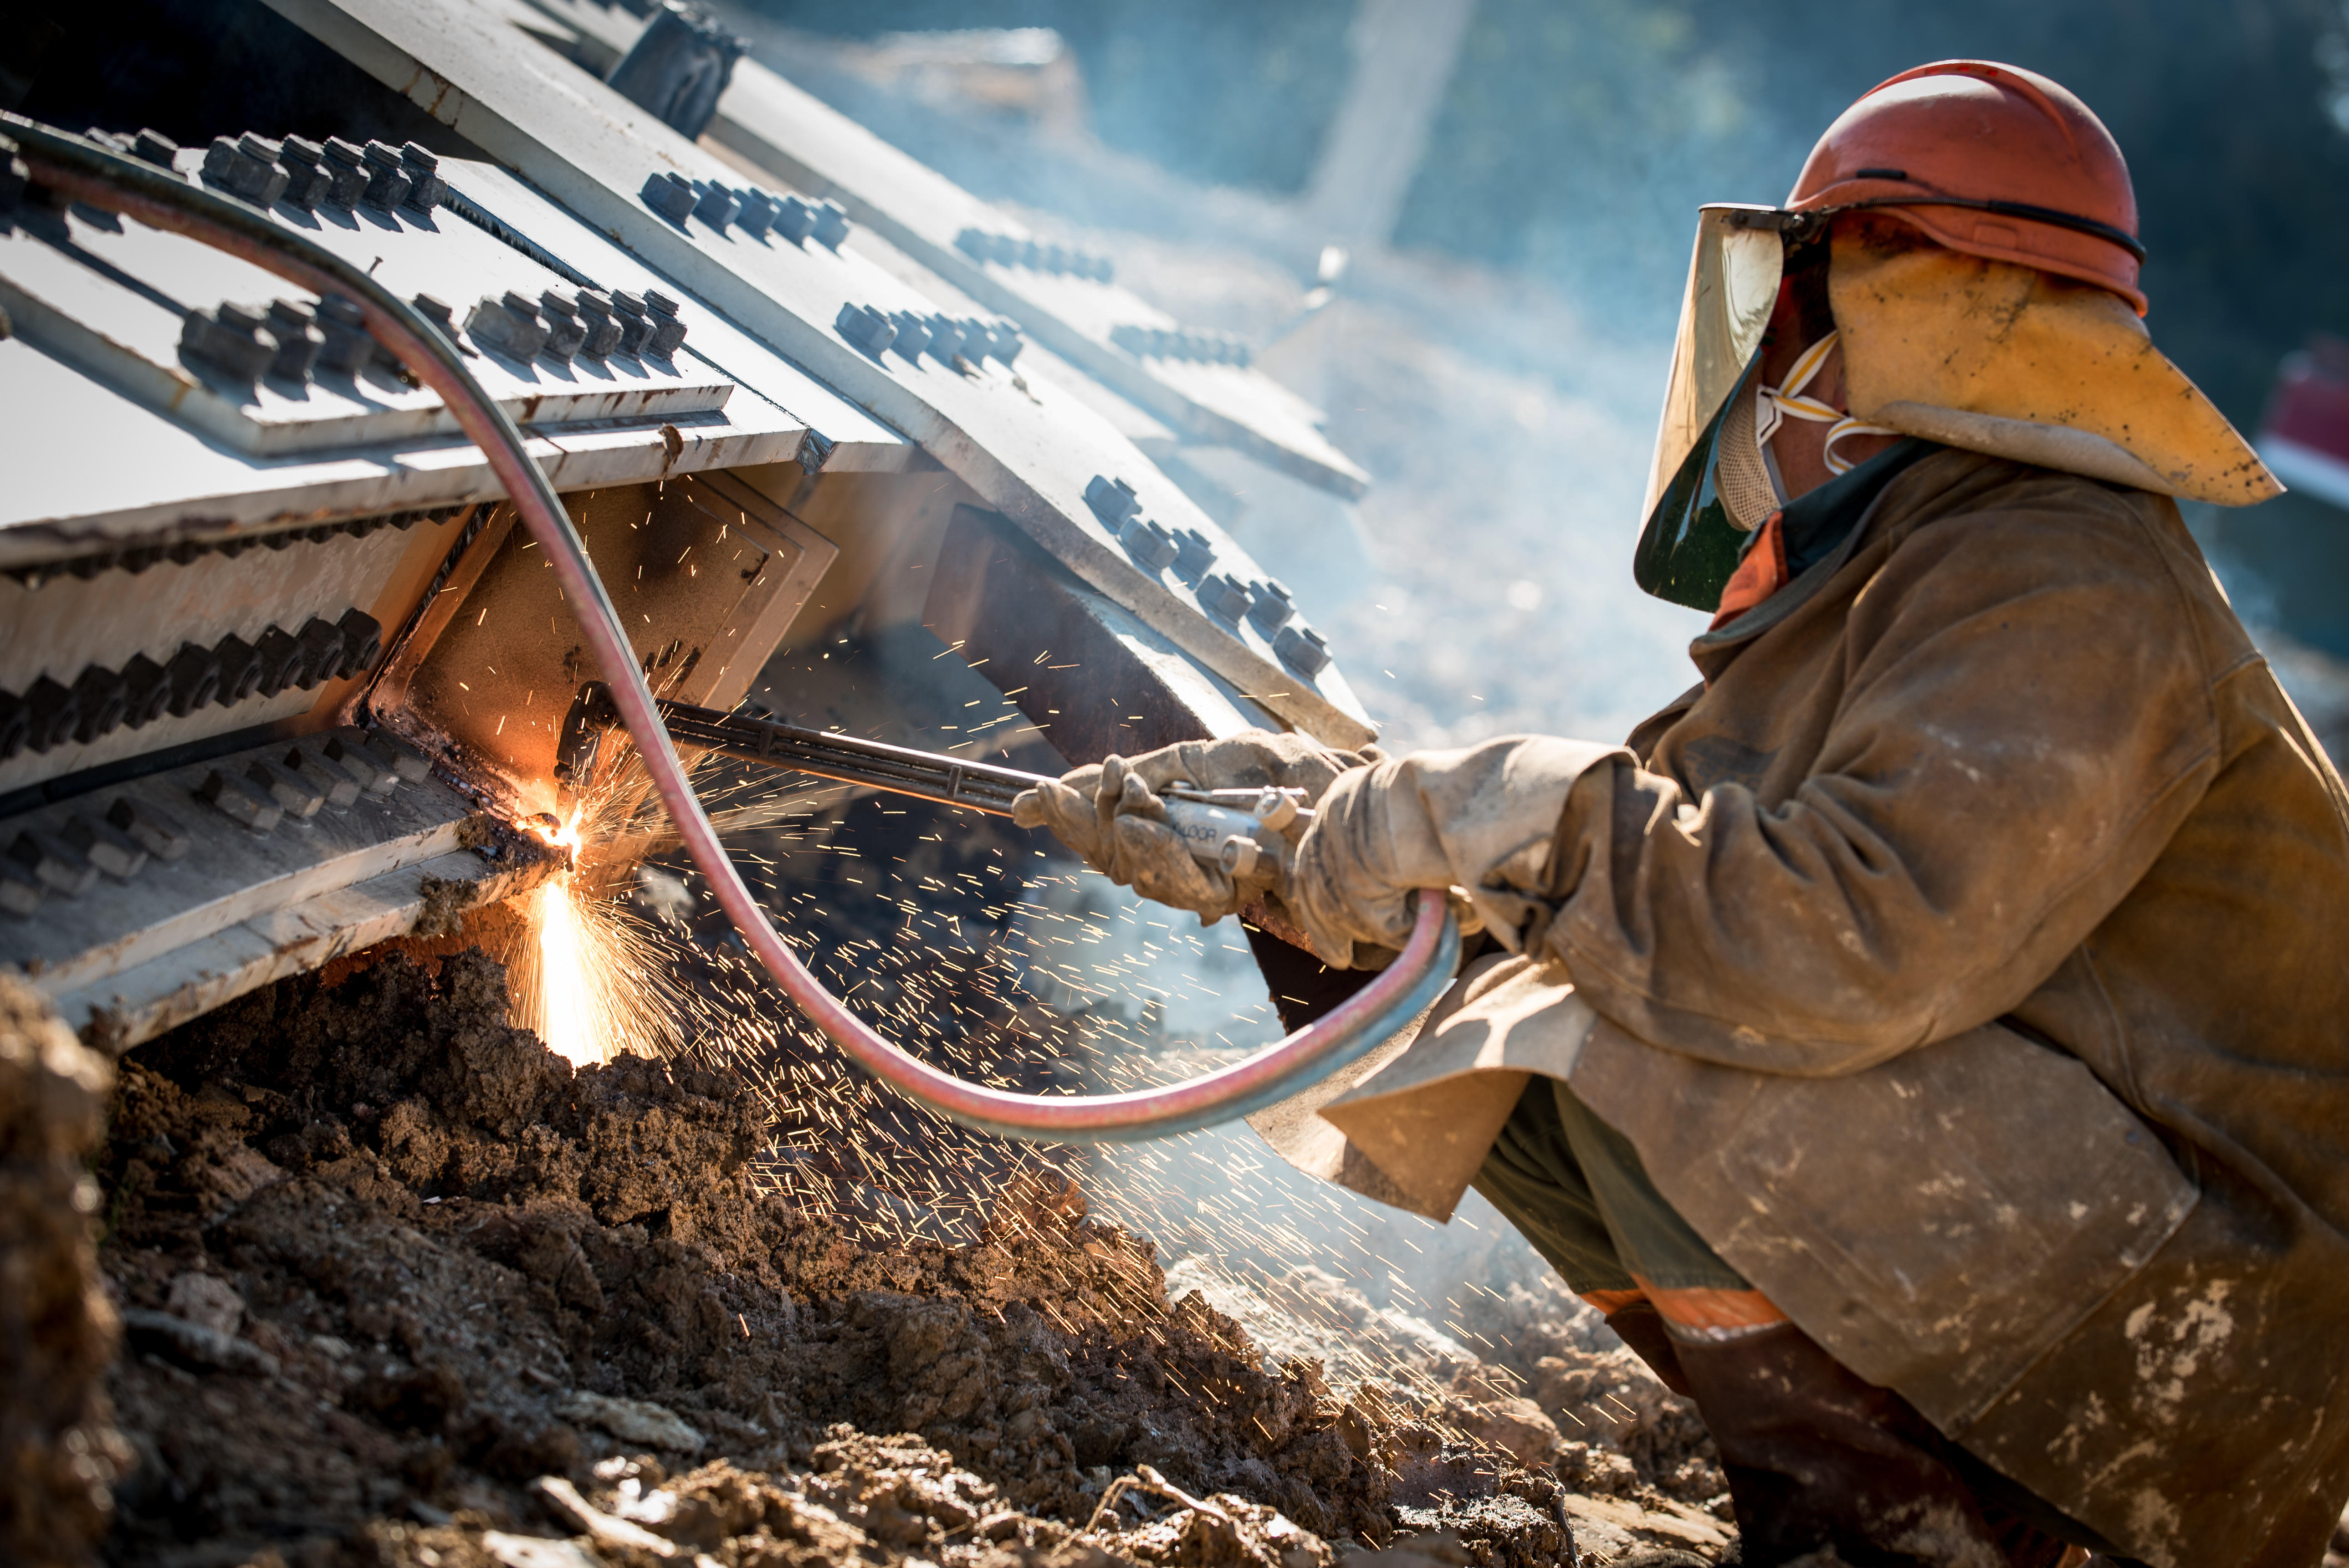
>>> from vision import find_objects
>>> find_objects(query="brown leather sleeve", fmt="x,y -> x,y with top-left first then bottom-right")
1540,495 -> 2224,1075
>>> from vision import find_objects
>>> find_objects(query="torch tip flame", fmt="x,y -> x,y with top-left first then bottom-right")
516,799 -> 668,1067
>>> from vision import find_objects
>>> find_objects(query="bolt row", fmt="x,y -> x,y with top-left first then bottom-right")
643,172 -> 848,249
1083,475 -> 1330,676
0,610 -> 383,761
81,125 -> 443,223
834,304 -> 1024,369
464,286 -> 686,364
199,132 -> 445,218
4,506 -> 457,590
954,228 -> 1114,283
183,278 -> 692,385
1108,323 -> 1253,367
0,728 -> 429,917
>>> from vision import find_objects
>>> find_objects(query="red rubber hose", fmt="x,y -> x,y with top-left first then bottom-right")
9,119 -> 1457,1142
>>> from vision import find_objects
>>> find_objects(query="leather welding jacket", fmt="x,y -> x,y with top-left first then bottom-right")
1268,448 -> 2349,1567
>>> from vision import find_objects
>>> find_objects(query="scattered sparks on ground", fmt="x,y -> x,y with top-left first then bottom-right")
491,638 -> 1566,1416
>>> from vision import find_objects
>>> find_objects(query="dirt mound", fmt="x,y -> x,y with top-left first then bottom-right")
84,948 -> 1734,1566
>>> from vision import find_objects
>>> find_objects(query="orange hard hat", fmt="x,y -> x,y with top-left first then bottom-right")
1787,61 -> 2147,314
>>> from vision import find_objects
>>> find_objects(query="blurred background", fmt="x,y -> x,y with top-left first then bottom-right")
715,0 -> 2349,755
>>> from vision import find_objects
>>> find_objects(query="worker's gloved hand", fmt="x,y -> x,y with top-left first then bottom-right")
1066,729 -> 1371,813
1010,729 -> 1368,923
1285,736 -> 1631,967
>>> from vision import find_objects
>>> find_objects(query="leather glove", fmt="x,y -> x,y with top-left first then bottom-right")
1011,729 -> 1370,923
1285,736 -> 1629,967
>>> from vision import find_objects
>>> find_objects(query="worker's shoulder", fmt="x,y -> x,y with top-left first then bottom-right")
1881,447 -> 2178,545
1865,448 -> 2256,681
1878,449 -> 2226,599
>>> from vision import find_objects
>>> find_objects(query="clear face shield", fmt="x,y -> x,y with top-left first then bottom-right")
1632,206 -> 1812,610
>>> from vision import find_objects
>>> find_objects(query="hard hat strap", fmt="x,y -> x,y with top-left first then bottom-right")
1731,197 -> 2144,265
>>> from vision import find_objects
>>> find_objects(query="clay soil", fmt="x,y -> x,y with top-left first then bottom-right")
76,948 -> 1738,1568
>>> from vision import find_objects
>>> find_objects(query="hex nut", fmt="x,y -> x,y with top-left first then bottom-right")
108,797 -> 193,859
734,188 -> 778,239
574,291 -> 624,358
69,665 -> 128,744
61,814 -> 148,881
200,768 -> 284,832
358,140 -> 413,210
642,170 -> 696,223
607,292 -> 654,356
200,134 -> 289,207
335,610 -> 385,678
885,312 -> 931,360
375,734 -> 431,784
247,757 -> 324,818
925,315 -> 968,363
318,138 -> 370,208
1247,581 -> 1295,634
1085,475 -> 1141,528
119,654 -> 172,729
398,142 -> 444,211
213,635 -> 264,707
835,302 -> 896,356
251,628 -> 305,697
640,290 -> 687,358
22,677 -> 78,753
264,300 -> 324,383
465,292 -> 551,361
276,136 -> 332,209
1121,518 -> 1179,573
181,303 -> 276,382
131,128 -> 180,170
773,195 -> 818,243
314,294 -> 373,374
322,731 -> 400,793
284,747 -> 361,809
538,290 -> 588,360
1274,624 -> 1332,677
293,618 -> 347,688
692,180 -> 738,228
8,830 -> 97,896
1198,573 -> 1253,624
161,644 -> 220,715
1172,528 -> 1218,586
812,199 -> 850,248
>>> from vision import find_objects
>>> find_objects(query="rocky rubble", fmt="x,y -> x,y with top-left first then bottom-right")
57,947 -> 1735,1566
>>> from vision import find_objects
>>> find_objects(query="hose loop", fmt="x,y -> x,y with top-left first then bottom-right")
5,117 -> 1459,1143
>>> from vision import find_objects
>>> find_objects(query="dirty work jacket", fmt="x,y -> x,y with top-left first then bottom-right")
1259,449 -> 2349,1567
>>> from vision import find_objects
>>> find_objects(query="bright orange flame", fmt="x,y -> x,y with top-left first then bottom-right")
513,804 -> 678,1067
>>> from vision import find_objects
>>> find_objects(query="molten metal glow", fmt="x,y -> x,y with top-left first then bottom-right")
530,877 -> 599,1065
514,806 -> 680,1067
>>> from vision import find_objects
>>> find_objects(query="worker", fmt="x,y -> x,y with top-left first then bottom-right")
1015,61 -> 2349,1568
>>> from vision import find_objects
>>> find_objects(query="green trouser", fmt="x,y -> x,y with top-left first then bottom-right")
1469,1074 -> 1752,1297
1476,1077 -> 2143,1561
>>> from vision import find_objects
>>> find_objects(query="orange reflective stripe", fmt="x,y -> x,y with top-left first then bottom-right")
1709,511 -> 1788,630
1635,1279 -> 1790,1335
1579,1288 -> 1648,1316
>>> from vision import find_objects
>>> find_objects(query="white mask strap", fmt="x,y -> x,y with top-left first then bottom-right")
1754,332 -> 1901,475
